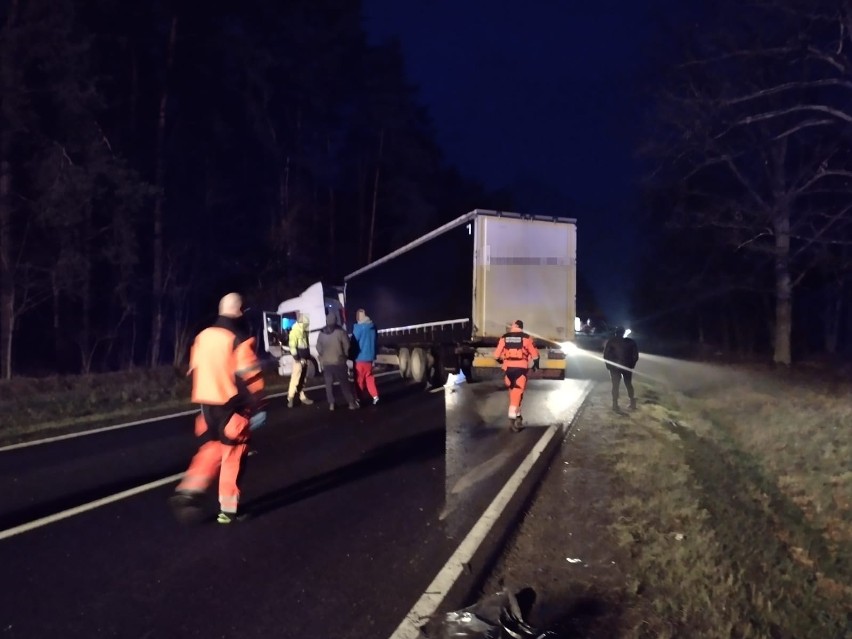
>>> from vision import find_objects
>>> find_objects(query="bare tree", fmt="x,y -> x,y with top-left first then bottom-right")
149,13 -> 178,368
647,0 -> 852,364
0,0 -> 21,379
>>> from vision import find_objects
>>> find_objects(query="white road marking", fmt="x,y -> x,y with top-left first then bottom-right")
0,370 -> 400,452
0,473 -> 184,542
387,380 -> 592,639
0,370 -> 407,540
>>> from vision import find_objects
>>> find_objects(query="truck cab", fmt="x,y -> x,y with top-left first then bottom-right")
262,281 -> 346,378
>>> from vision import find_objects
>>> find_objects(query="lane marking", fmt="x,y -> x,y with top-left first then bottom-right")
388,380 -> 592,639
0,370 -> 409,539
0,473 -> 184,542
0,370 -> 401,452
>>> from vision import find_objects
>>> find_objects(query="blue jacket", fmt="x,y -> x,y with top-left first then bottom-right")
352,319 -> 377,362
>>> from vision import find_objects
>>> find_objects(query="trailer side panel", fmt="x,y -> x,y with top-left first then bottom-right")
344,220 -> 475,346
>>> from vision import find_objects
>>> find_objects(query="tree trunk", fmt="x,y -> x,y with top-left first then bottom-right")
0,0 -> 19,380
824,281 -> 842,355
80,203 -> 93,374
367,129 -> 385,264
357,158 -> 366,264
278,158 -> 291,290
328,185 -> 336,276
0,149 -> 13,380
51,272 -> 62,368
773,209 -> 793,365
149,13 -> 178,368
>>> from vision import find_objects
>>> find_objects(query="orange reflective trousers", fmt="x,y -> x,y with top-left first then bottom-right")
177,409 -> 249,515
503,366 -> 528,419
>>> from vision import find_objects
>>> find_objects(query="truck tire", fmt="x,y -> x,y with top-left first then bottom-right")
306,357 -> 319,379
410,347 -> 427,384
429,348 -> 452,387
398,347 -> 411,379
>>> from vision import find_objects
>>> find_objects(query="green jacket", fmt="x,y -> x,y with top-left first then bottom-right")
288,318 -> 309,357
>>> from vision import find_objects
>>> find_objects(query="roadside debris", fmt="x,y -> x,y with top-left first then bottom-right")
445,371 -> 468,387
421,589 -> 558,638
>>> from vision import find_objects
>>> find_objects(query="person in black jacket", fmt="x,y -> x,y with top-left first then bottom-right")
603,327 -> 639,411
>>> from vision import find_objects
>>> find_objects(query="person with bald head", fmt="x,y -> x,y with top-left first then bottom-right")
169,292 -> 265,525
219,292 -> 242,317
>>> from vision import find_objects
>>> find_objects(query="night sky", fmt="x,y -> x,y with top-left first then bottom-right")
362,1 -> 660,325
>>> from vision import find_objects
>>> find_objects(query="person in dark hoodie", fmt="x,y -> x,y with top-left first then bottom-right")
352,308 -> 379,405
603,326 -> 639,411
317,312 -> 359,410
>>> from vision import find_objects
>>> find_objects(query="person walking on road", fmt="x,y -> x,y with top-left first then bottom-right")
352,308 -> 380,405
317,312 -> 359,410
494,319 -> 540,432
287,313 -> 314,408
603,326 -> 639,411
169,293 -> 265,525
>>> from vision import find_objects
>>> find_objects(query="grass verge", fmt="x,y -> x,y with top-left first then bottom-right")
485,368 -> 851,638
0,367 -> 289,446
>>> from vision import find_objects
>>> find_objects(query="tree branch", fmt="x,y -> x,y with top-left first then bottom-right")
736,104 -> 852,127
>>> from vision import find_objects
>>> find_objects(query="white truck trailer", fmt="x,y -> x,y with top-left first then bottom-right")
343,209 -> 578,383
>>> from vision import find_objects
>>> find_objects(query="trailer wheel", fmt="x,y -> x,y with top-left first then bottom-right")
410,348 -> 427,384
430,349 -> 452,387
398,347 -> 411,379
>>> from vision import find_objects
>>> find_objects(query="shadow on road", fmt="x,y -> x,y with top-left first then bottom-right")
244,426 -> 445,518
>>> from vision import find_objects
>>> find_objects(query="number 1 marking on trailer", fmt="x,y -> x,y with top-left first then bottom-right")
466,223 -> 471,235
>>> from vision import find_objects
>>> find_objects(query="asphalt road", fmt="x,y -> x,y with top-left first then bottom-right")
0,374 -> 570,639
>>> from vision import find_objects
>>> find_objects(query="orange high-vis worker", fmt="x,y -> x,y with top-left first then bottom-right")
494,319 -> 540,432
169,292 -> 265,525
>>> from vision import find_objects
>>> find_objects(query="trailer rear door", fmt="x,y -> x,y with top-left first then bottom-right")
473,215 -> 576,343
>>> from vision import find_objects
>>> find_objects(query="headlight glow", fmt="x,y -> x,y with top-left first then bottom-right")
559,341 -> 579,355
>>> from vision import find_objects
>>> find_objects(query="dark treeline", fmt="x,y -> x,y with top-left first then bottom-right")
0,0 -> 509,378
636,0 -> 852,365
5,0 -> 850,379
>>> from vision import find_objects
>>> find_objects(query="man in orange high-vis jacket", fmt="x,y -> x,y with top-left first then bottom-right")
493,319 -> 540,432
169,292 -> 265,525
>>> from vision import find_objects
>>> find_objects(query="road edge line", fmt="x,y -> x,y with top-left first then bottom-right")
0,473 -> 184,542
0,370 -> 401,452
388,380 -> 593,639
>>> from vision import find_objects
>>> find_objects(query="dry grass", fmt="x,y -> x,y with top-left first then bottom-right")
484,365 -> 851,638
606,373 -> 852,638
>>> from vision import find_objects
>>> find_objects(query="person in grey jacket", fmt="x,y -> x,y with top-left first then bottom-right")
316,312 -> 359,410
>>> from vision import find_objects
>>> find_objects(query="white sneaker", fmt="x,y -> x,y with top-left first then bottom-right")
372,396 -> 379,405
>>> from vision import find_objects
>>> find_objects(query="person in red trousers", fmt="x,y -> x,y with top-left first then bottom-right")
352,308 -> 379,405
169,292 -> 265,525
